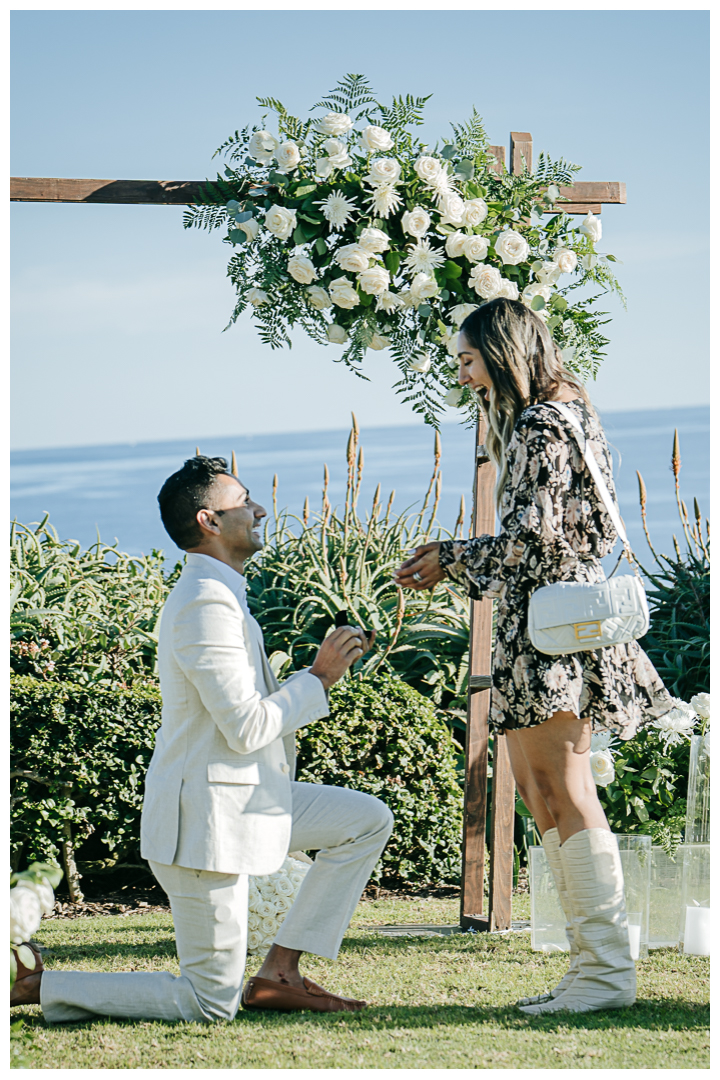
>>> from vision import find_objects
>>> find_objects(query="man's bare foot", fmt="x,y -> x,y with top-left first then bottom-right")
255,943 -> 306,990
11,971 -> 42,1007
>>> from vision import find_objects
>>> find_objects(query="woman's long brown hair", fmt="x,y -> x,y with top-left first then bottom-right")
460,298 -> 589,507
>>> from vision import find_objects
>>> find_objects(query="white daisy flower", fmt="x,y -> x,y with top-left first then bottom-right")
316,189 -> 357,231
367,184 -> 403,219
651,703 -> 697,748
375,290 -> 404,313
404,239 -> 445,276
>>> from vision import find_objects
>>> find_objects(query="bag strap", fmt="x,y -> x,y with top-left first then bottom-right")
543,401 -> 637,572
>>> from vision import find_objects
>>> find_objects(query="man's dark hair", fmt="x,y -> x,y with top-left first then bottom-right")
158,456 -> 231,550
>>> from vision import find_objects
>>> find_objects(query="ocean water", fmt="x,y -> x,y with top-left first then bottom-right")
10,405 -> 710,574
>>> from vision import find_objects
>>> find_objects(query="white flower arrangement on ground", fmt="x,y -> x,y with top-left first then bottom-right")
247,855 -> 311,956
185,75 -> 624,426
10,862 -> 62,988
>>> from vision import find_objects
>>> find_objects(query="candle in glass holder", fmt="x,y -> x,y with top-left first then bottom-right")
683,905 -> 710,955
628,923 -> 641,960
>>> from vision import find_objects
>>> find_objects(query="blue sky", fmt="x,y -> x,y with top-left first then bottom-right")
11,8 -> 709,450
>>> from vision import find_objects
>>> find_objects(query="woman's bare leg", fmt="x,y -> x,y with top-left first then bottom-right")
512,711 -> 609,844
504,729 -> 556,836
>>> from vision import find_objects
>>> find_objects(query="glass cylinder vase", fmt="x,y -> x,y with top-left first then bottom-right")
649,845 -> 685,949
679,843 -> 710,955
617,835 -> 651,959
685,734 -> 710,844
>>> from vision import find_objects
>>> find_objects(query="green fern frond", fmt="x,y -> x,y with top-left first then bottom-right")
312,74 -> 377,114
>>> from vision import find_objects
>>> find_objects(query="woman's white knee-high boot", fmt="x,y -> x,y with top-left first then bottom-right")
519,828 -> 636,1015
516,827 -> 580,1006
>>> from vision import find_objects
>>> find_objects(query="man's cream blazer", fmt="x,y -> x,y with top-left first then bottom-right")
140,553 -> 328,876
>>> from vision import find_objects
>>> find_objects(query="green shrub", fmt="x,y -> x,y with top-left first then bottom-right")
11,672 -> 462,893
297,672 -> 463,888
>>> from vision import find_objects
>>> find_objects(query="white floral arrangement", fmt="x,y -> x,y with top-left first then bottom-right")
247,855 -> 311,956
185,75 -> 623,426
10,862 -> 62,987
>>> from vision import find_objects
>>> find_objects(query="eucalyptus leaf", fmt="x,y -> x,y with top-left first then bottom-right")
530,295 -> 546,311
228,229 -> 248,245
455,159 -> 475,181
418,304 -> 433,318
440,143 -> 458,160
234,210 -> 253,224
315,237 -> 328,256
552,296 -> 568,312
292,224 -> 307,246
295,183 -> 317,197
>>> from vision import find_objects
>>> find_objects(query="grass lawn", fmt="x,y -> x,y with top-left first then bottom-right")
11,894 -> 709,1069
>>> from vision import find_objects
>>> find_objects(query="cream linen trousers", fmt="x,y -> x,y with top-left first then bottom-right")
41,781 -> 393,1024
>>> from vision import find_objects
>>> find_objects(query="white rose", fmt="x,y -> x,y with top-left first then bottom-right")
256,899 -> 276,918
449,303 -> 479,326
409,353 -> 432,373
366,157 -> 402,187
247,911 -> 261,931
522,282 -> 552,308
461,198 -> 489,228
329,277 -> 361,309
327,323 -> 349,343
335,243 -> 371,273
375,290 -> 404,313
236,216 -> 260,242
401,207 -> 431,239
273,894 -> 292,913
316,139 -> 352,177
462,235 -> 490,264
264,204 -> 297,241
368,333 -> 392,351
247,929 -> 264,952
274,875 -> 296,897
497,279 -> 520,300
247,287 -> 269,306
444,387 -> 464,407
445,231 -> 468,259
589,749 -> 615,787
495,229 -> 530,265
248,130 -> 278,164
414,156 -> 443,182
446,332 -> 460,358
15,879 -> 55,917
287,251 -> 317,285
261,916 -> 279,936
439,193 -> 465,226
554,247 -> 578,274
10,886 -> 43,944
317,112 -> 353,136
580,211 -> 602,244
534,261 -> 562,285
306,285 -> 332,309
275,141 -> 301,172
690,693 -> 710,720
469,264 -> 504,300
358,264 -> 391,296
358,227 -> 390,254
360,125 -> 394,152
409,273 -> 440,305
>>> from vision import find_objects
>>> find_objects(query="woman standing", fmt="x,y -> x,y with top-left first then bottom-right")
394,298 -> 673,1014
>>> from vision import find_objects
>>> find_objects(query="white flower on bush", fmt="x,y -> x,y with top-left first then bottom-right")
445,231 -> 468,259
449,303 -> 479,326
404,240 -> 445,276
461,198 -> 489,228
409,353 -> 432,373
690,693 -> 710,720
554,247 -> 578,274
497,279 -> 520,300
401,207 -> 431,239
439,193 -> 465,226
265,205 -> 297,241
522,282 -> 553,308
335,243 -> 371,274
368,332 -> 392,351
328,277 -> 361,309
235,216 -> 260,242
366,157 -> 402,187
469,264 -> 504,300
358,264 -> 391,296
287,250 -> 317,285
580,211 -> 602,244
10,886 -> 43,945
276,141 -> 301,172
589,749 -> 615,787
317,190 -> 357,231
408,273 -> 441,305
591,730 -> 618,753
375,290 -> 404,313
368,184 -> 403,219
444,386 -> 464,407
358,227 -> 390,254
316,138 -> 352,177
414,156 -> 444,183
495,229 -> 530,265
360,125 -> 394,152
651,702 -> 698,748
327,323 -> 349,343
247,287 -> 270,306
317,112 -> 353,136
306,285 -> 332,310
247,856 -> 311,956
248,130 -> 278,164
462,235 -> 490,264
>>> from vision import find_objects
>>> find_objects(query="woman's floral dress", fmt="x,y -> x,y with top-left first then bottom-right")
438,399 -> 674,739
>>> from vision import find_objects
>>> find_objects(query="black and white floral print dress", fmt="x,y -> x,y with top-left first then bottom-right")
438,399 -> 674,739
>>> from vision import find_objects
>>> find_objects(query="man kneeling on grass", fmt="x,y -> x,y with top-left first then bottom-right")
11,456 -> 393,1023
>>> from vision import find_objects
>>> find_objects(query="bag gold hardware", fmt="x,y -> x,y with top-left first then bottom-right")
573,620 -> 602,641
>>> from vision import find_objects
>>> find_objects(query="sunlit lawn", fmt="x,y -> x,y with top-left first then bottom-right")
11,894 -> 709,1069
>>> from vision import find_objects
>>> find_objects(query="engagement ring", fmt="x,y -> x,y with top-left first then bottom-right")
412,572 -> 423,583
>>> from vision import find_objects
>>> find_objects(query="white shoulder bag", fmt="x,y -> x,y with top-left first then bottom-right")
527,402 -> 649,656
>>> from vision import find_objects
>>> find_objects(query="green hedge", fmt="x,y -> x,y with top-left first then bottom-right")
11,672 -> 462,892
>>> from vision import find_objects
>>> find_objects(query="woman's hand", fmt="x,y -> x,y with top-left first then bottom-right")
393,542 -> 446,591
